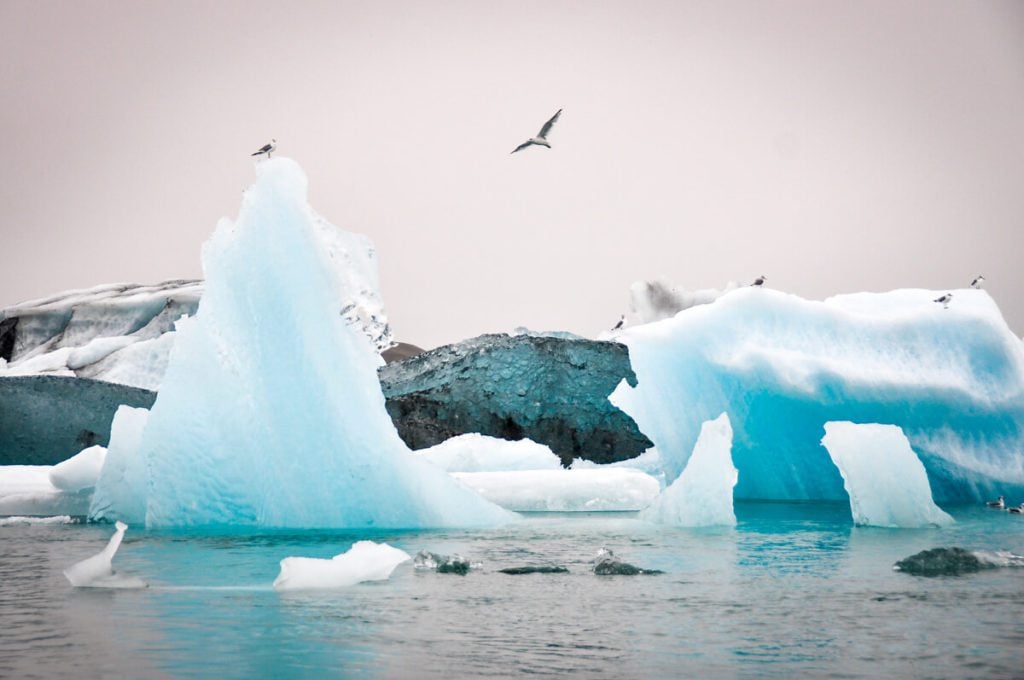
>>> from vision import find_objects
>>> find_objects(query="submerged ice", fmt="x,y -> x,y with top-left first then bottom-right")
90,158 -> 512,529
822,422 -> 953,527
613,287 -> 1024,504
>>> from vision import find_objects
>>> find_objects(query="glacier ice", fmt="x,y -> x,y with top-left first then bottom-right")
0,465 -> 91,516
452,468 -> 660,512
612,287 -> 1024,504
821,422 -> 954,527
640,413 -> 737,527
48,445 -> 106,492
63,520 -> 147,588
88,406 -> 151,524
416,434 -> 562,472
90,158 -> 512,529
273,541 -> 411,591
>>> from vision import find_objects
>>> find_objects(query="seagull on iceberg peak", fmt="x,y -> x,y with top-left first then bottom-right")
251,139 -> 277,159
511,109 -> 562,154
751,275 -> 767,287
934,292 -> 953,309
971,275 -> 985,289
612,315 -> 625,331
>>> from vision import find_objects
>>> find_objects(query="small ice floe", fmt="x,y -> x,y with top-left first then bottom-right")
412,550 -> 479,575
894,547 -> 1024,577
591,548 -> 663,576
0,515 -> 76,526
64,521 -> 147,588
273,541 -> 411,591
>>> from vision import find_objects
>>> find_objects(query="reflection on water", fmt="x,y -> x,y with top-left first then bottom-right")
1,506 -> 1022,678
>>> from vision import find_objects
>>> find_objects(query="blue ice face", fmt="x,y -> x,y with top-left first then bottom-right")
91,159 -> 513,530
613,287 -> 1024,504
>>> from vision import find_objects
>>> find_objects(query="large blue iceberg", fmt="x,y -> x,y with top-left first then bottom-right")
90,159 -> 512,529
612,287 -> 1024,503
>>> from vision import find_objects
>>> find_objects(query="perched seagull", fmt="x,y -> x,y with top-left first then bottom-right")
934,292 -> 953,309
251,139 -> 277,159
612,315 -> 625,331
751,275 -> 767,287
971,275 -> 986,289
511,109 -> 562,154
986,495 -> 1005,509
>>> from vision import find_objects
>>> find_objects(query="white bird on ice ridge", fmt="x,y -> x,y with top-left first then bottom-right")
511,110 -> 562,154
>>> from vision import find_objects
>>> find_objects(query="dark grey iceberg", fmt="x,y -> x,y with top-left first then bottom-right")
0,375 -> 156,465
379,333 -> 653,466
892,547 -> 1024,577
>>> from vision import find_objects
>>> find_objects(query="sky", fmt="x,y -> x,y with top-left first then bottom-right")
2,0 -> 1023,349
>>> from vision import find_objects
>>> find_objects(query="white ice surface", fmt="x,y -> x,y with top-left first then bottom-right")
273,540 -> 411,591
88,406 -> 150,524
821,421 -> 954,527
452,468 -> 660,512
640,413 -> 737,526
0,465 -> 91,516
417,434 -> 562,472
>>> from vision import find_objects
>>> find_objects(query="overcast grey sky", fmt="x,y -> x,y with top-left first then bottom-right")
2,0 -> 1022,349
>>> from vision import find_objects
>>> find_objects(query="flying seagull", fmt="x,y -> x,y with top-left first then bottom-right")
751,275 -> 767,287
934,292 -> 953,309
511,109 -> 562,154
971,275 -> 985,289
251,139 -> 277,159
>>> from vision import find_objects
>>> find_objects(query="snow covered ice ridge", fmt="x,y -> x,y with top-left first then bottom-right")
89,158 -> 513,529
613,286 -> 1024,504
0,238 -> 395,390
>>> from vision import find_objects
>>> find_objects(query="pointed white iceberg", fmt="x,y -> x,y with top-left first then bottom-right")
63,520 -> 147,588
640,413 -> 737,526
273,541 -> 411,591
821,421 -> 954,527
91,158 -> 512,529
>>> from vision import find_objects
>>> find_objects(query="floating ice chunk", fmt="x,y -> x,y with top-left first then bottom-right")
0,465 -> 91,516
640,414 -> 737,527
412,550 -> 476,574
0,515 -> 75,526
894,547 -> 1024,576
89,406 -> 151,524
591,548 -> 663,575
110,158 -> 511,529
273,541 -> 411,591
822,422 -> 954,527
49,445 -> 107,491
64,521 -> 147,588
613,287 -> 1024,504
452,468 -> 659,512
417,434 -> 562,472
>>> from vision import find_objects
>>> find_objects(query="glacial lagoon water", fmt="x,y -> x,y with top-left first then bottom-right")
2,504 -> 1023,679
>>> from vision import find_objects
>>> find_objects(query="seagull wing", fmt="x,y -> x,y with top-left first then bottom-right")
511,140 -> 535,154
251,143 -> 272,156
537,109 -> 562,139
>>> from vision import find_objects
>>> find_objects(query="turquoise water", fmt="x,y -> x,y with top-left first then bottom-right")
2,504 -> 1022,678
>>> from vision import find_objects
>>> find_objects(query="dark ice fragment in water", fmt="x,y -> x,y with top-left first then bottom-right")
894,547 -> 992,577
498,566 -> 570,575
